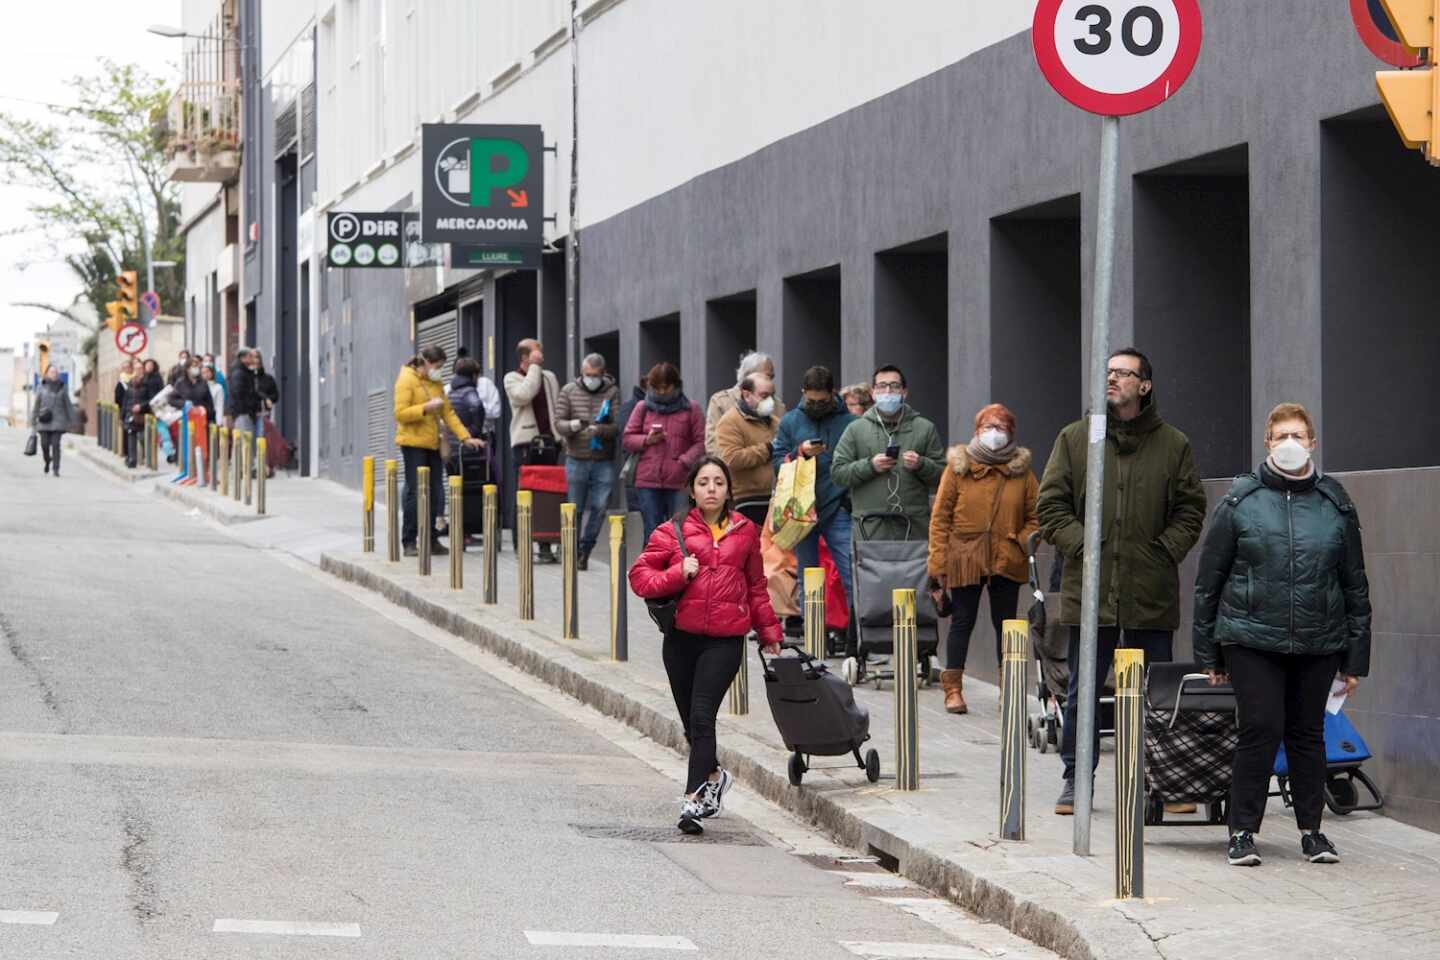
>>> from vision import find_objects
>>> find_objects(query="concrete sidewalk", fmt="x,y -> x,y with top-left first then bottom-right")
85,446 -> 1440,960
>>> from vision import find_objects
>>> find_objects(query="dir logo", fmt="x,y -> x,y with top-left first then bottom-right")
434,137 -> 530,209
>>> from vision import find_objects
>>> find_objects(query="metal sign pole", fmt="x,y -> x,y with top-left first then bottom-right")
1074,113 -> 1120,856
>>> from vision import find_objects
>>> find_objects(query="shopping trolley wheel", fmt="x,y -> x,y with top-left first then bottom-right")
1327,775 -> 1359,813
1037,729 -> 1049,754
865,749 -> 881,783
788,751 -> 807,786
1144,795 -> 1164,826
842,657 -> 860,686
918,656 -> 933,687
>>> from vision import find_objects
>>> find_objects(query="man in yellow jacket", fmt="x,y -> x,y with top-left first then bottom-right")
394,346 -> 484,556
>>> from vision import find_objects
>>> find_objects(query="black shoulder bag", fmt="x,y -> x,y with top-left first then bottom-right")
645,519 -> 690,637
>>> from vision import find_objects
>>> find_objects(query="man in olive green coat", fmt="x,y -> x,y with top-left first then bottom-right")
1037,347 -> 1207,814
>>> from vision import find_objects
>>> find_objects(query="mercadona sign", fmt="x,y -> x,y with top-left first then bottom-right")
420,123 -> 544,248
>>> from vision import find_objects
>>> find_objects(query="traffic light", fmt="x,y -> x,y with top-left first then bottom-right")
1376,0 -> 1439,165
116,270 -> 139,322
105,301 -> 125,332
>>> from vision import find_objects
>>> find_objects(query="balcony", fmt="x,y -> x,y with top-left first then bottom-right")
163,81 -> 241,184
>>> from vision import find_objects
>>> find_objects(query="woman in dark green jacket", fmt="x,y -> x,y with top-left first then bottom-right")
1192,404 -> 1371,868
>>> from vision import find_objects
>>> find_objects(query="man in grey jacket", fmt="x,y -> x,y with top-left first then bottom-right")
554,353 -> 620,569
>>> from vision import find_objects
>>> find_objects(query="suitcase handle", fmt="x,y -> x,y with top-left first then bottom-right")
1168,673 -> 1234,729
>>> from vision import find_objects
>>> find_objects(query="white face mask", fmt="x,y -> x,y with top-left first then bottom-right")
1270,437 -> 1311,472
979,428 -> 1009,451
582,375 -> 603,391
754,396 -> 775,418
428,367 -> 443,382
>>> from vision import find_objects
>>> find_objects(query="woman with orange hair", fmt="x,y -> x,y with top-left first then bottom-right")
927,403 -> 1039,714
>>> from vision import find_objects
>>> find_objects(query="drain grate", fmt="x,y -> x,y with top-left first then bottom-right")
571,823 -> 769,846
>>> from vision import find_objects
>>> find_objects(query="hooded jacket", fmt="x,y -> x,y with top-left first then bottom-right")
629,509 -> 783,646
831,404 -> 945,537
448,371 -> 502,439
1036,392 -> 1207,630
1192,464 -> 1371,676
392,364 -> 473,451
555,374 -> 621,460
928,444 -> 1040,587
225,361 -> 260,419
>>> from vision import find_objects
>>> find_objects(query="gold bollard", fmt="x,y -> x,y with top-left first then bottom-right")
362,456 -> 375,552
1115,648 -> 1146,899
113,405 -> 122,456
893,588 -> 919,791
729,643 -> 749,715
516,490 -> 534,620
219,428 -> 230,495
256,437 -> 267,515
385,459 -> 400,562
449,476 -> 464,589
242,432 -> 253,506
482,484 -> 498,604
999,618 -> 1029,841
608,514 -> 628,661
209,424 -> 219,489
803,566 -> 826,660
417,465 -> 432,576
561,503 -> 579,638
232,430 -> 242,501
146,414 -> 157,470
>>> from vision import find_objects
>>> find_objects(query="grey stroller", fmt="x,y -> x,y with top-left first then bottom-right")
841,516 -> 940,690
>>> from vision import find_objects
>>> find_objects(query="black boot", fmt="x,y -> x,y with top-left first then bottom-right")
577,547 -> 590,571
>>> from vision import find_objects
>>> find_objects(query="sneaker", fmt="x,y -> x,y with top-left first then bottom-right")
577,548 -> 590,571
1055,779 -> 1075,815
677,798 -> 706,835
403,544 -> 418,558
699,769 -> 733,818
1228,831 -> 1262,866
1301,831 -> 1339,864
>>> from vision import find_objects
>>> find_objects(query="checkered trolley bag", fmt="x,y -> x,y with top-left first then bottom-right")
1143,662 -> 1239,826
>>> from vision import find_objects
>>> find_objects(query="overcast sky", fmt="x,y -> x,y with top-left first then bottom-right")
0,1 -> 180,351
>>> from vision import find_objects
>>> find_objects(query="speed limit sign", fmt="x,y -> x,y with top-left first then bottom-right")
1033,0 -> 1203,116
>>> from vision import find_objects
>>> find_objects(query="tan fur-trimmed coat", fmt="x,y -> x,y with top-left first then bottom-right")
927,444 -> 1040,587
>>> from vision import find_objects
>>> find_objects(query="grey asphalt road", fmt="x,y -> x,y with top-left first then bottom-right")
0,433 -> 1053,960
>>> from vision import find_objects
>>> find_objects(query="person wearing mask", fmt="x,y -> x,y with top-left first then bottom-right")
115,359 -> 134,463
167,349 -> 190,386
842,383 -> 874,419
203,353 -> 227,398
623,362 -> 705,541
927,403 -> 1039,714
1192,403 -> 1371,867
705,351 -> 785,456
447,356 -> 501,548
628,456 -> 783,834
555,353 -> 620,570
30,365 -> 74,477
201,362 -> 225,421
1037,347 -> 1207,815
714,372 -> 779,526
831,364 -> 945,544
504,338 -> 563,562
170,357 -> 215,427
393,346 -> 484,557
121,363 -> 152,469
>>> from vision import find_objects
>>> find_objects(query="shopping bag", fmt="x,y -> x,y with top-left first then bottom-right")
761,521 -> 800,618
24,431 -> 37,457
769,455 -> 818,551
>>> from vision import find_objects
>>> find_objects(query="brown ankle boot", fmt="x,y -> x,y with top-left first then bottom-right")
941,669 -> 968,714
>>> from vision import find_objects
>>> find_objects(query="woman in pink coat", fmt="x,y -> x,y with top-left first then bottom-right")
622,361 -> 705,541
629,455 -> 782,834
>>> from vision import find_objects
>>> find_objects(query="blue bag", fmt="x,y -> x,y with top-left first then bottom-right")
1274,708 -> 1372,777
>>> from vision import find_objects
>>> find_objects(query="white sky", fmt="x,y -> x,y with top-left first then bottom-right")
0,1 -> 180,351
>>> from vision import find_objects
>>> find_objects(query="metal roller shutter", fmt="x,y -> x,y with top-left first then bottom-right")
416,313 -> 459,377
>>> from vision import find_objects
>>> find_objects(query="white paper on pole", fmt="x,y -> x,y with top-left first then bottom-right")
1088,414 -> 1106,443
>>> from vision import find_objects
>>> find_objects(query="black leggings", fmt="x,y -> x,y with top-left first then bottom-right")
662,632 -> 743,794
39,430 -> 64,472
945,576 -> 1021,670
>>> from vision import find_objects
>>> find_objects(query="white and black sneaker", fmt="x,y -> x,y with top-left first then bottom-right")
677,797 -> 706,835
1227,830 -> 1261,866
699,769 -> 733,819
1301,831 -> 1340,863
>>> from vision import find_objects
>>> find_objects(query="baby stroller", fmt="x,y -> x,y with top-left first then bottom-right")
1273,708 -> 1384,815
841,516 -> 939,690
1143,663 -> 1238,826
762,642 -> 880,786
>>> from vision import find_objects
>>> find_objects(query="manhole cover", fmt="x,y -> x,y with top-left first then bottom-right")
571,824 -> 769,846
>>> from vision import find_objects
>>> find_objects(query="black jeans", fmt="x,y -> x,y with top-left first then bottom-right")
39,430 -> 64,473
945,576 -> 1022,671
662,631 -> 743,795
1226,645 -> 1341,834
401,445 -> 446,547
1060,626 -> 1173,780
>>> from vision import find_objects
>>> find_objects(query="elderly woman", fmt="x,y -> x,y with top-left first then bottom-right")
1193,403 -> 1371,868
841,382 -> 873,418
927,403 -> 1038,714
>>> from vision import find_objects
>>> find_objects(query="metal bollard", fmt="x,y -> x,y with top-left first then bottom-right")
999,618 -> 1029,841
560,503 -> 579,638
893,588 -> 919,791
1114,648 -> 1146,899
98,405 -> 105,449
113,405 -> 122,455
361,456 -> 375,552
209,425 -> 219,490
803,566 -> 826,660
449,476 -> 464,589
729,643 -> 750,715
608,514 -> 628,661
219,428 -> 229,495
232,430 -> 242,501
385,459 -> 400,562
516,490 -> 534,620
242,432 -> 253,506
417,465 -> 432,576
482,483 -> 498,603
256,437 -> 267,515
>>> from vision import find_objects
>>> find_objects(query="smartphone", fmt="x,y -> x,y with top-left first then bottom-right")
808,437 -> 825,449
885,442 -> 900,459
649,424 -> 664,433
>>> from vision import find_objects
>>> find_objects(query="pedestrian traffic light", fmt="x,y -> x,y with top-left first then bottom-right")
116,270 -> 139,322
1376,0 -> 1440,165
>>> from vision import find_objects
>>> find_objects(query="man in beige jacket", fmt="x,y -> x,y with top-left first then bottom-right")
503,338 -> 562,561
714,373 -> 780,526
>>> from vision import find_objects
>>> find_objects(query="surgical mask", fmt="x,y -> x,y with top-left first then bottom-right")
754,397 -> 776,418
428,367 -> 444,382
1271,438 -> 1311,473
188,366 -> 200,378
874,393 -> 904,416
980,428 -> 1009,451
582,375 -> 603,391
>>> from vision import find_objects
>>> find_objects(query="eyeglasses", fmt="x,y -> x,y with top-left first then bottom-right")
873,381 -> 905,393
1106,368 -> 1143,381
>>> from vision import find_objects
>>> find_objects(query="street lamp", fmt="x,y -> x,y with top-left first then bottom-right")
146,24 -> 189,38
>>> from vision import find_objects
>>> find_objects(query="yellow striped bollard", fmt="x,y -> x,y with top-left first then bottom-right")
146,414 -> 157,470
608,514 -> 627,661
561,503 -> 579,638
482,484 -> 498,603
219,428 -> 229,495
893,588 -> 919,791
361,456 -> 375,552
417,465 -> 432,576
803,566 -> 826,660
449,476 -> 464,589
385,459 -> 400,562
516,490 -> 534,619
1115,648 -> 1146,899
999,618 -> 1029,841
728,644 -> 749,716
209,424 -> 219,489
255,436 -> 267,515
242,432 -> 253,505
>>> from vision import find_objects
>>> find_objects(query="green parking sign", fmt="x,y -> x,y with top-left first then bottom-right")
420,124 -> 544,247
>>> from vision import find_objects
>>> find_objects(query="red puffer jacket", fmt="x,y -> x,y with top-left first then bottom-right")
628,509 -> 783,646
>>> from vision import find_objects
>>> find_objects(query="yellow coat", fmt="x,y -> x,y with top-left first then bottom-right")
392,364 -> 472,450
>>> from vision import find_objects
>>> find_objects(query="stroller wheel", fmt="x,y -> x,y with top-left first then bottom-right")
864,749 -> 881,783
1328,774 -> 1359,813
788,751 -> 807,786
842,657 -> 860,686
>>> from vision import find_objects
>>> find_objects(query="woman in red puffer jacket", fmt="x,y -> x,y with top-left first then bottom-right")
630,455 -> 782,835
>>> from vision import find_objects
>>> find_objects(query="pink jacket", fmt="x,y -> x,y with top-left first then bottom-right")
628,509 -> 783,646
622,398 -> 705,489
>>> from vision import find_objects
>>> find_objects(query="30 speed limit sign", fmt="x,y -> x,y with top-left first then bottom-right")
1033,0 -> 1203,116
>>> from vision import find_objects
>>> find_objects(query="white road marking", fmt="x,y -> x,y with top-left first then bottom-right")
839,942 -> 988,959
0,911 -> 58,925
524,931 -> 698,950
213,919 -> 361,937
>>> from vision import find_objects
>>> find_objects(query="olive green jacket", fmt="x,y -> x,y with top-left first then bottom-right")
831,404 -> 945,540
1036,394 -> 1207,630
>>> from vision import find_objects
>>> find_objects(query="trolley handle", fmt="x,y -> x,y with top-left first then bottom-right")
1168,672 -> 1231,730
759,641 -> 822,680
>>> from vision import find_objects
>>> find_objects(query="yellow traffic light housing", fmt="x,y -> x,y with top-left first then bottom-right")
1376,0 -> 1439,165
105,302 -> 125,332
116,270 -> 139,322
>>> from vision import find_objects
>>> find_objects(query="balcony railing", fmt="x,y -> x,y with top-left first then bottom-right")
163,81 -> 241,183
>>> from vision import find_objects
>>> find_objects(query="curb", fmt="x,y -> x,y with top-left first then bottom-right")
320,552 -> 1147,960
71,443 -> 164,483
153,480 -> 269,525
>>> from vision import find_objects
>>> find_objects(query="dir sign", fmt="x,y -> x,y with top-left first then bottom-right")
327,211 -> 404,269
1033,0 -> 1203,116
420,124 -> 543,247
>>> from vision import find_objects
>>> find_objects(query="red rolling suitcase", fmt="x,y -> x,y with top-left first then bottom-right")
519,464 -> 566,545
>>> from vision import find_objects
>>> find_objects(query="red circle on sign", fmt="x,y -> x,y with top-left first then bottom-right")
1349,0 -> 1424,68
115,322 -> 148,357
1033,0 -> 1204,116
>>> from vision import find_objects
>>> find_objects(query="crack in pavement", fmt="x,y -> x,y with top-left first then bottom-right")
1114,907 -> 1174,960
120,813 -> 162,924
0,609 -> 68,730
